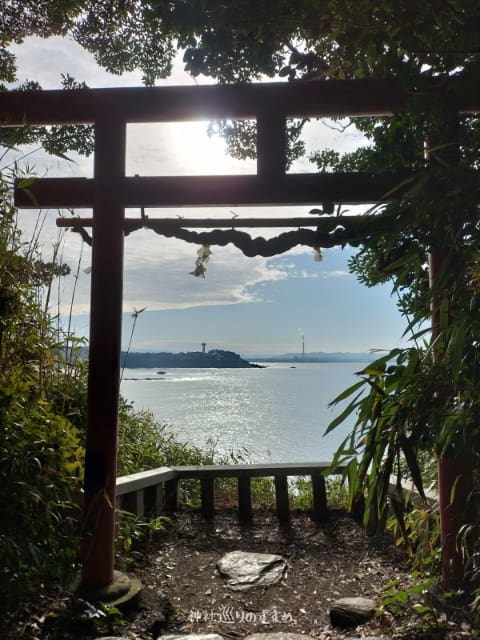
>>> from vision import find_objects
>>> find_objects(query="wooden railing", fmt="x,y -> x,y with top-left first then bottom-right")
116,462 -> 346,523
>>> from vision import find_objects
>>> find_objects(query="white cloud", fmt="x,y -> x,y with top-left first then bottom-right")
9,35 -> 194,89
322,269 -> 353,278
45,227 -> 290,315
122,233 -> 289,311
292,269 -> 320,279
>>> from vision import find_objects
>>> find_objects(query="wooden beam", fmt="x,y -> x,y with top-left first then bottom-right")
174,462 -> 344,479
56,216 -> 350,229
1,78 -> 478,127
116,467 -> 177,495
15,171 -> 420,209
0,80 -> 403,126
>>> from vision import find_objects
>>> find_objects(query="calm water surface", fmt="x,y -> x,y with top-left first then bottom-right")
120,362 -> 367,463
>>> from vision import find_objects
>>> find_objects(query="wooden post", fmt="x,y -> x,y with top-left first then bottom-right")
274,475 -> 290,522
311,474 -> 328,522
238,476 -> 253,520
256,110 -> 286,178
427,128 -> 473,588
201,478 -> 215,519
438,456 -> 474,586
165,478 -> 179,512
430,244 -> 473,587
123,490 -> 145,518
144,484 -> 165,516
81,114 -> 126,587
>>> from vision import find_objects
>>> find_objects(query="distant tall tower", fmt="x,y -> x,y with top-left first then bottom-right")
202,342 -> 206,353
302,335 -> 305,359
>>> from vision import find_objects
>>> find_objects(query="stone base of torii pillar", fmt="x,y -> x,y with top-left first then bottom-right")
75,570 -> 142,609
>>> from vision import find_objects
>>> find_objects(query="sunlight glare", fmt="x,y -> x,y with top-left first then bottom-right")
126,121 -> 256,176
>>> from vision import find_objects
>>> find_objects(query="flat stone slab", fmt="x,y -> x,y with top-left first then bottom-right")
246,634 -> 315,640
329,596 -> 376,627
217,551 -> 287,591
160,635 -> 223,640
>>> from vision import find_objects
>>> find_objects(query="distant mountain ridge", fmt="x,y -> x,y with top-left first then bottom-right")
246,351 -> 371,363
78,347 -> 371,366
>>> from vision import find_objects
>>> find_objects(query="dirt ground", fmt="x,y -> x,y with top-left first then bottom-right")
7,508 -> 477,639
125,508 -> 416,639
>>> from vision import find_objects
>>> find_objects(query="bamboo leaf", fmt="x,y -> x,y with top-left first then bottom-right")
329,379 -> 365,404
17,177 -> 36,189
364,377 -> 387,397
399,433 -> 426,501
361,367 -> 386,377
324,391 -> 363,435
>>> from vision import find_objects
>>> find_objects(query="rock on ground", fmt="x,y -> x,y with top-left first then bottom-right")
329,596 -> 376,627
246,634 -> 315,640
217,551 -> 287,591
160,635 -> 224,640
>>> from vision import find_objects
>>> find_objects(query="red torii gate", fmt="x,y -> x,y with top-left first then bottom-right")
1,78 -> 479,596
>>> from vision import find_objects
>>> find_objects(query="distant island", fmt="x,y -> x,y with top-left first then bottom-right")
117,348 -> 372,368
121,349 -> 260,369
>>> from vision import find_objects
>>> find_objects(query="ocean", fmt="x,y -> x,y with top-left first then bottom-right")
120,361 -> 367,464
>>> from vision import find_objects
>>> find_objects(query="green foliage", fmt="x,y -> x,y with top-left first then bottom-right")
326,341 -> 479,553
0,398 -> 84,580
251,477 -> 276,508
0,76 -> 94,160
380,576 -> 439,634
207,118 -> 307,170
328,349 -> 433,523
117,401 -> 241,508
36,596 -> 128,639
325,476 -> 350,510
458,520 -> 480,622
0,169 -> 87,605
288,475 -> 349,511
289,476 -> 312,510
115,509 -> 170,556
117,401 -> 219,475
308,40 -> 480,585
380,575 -> 477,637
3,3 -> 479,90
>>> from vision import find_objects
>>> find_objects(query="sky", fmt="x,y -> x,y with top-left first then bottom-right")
8,36 -> 409,356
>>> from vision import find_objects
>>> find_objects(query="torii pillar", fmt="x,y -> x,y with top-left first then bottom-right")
80,113 -> 133,596
427,129 -> 474,589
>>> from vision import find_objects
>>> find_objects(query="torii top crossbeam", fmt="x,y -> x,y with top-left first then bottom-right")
6,77 -> 480,211
2,78 -> 479,593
